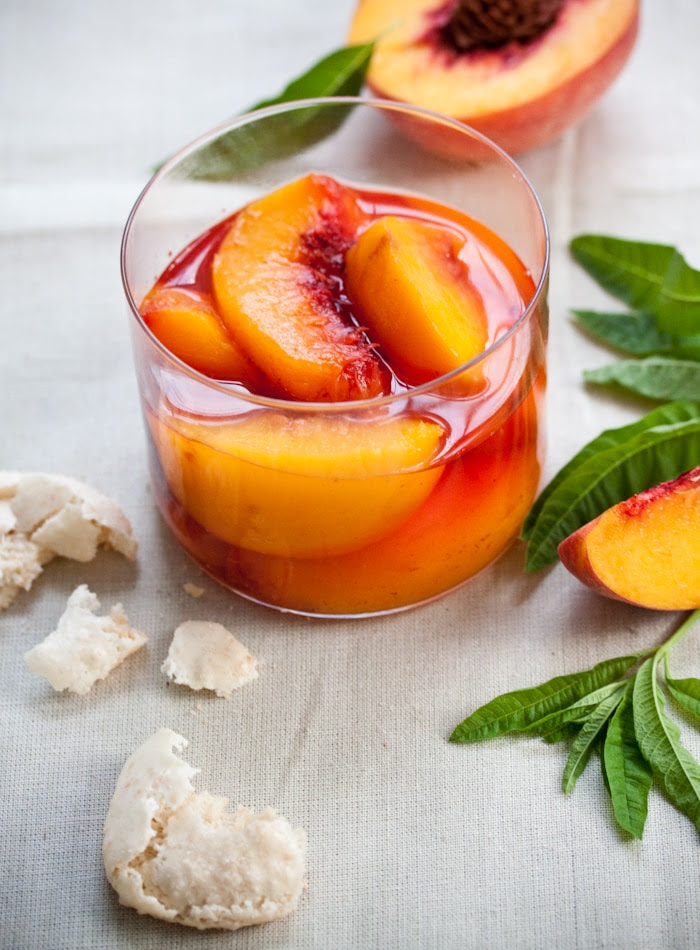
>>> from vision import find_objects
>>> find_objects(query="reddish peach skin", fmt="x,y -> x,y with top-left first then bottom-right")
558,467 -> 700,611
348,0 -> 640,156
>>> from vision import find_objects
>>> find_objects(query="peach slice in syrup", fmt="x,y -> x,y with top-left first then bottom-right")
149,410 -> 445,558
344,215 -> 489,384
211,174 -> 387,402
140,286 -> 265,386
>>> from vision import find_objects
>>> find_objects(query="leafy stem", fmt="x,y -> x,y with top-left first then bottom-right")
451,610 -> 700,839
657,608 -> 700,660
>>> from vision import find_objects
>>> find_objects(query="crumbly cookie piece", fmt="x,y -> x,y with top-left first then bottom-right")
24,585 -> 147,693
161,621 -> 259,698
0,471 -> 137,610
103,729 -> 306,930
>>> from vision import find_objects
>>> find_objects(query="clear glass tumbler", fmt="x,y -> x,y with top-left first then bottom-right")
121,97 -> 549,617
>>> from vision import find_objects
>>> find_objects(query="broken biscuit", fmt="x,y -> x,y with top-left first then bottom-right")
24,584 -> 147,694
0,471 -> 137,609
102,729 -> 306,930
161,621 -> 258,698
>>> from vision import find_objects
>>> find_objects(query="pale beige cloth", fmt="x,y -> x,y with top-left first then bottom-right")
1,1 -> 699,948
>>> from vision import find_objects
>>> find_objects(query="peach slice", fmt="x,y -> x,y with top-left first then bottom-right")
211,174 -> 387,402
218,382 -> 543,614
558,467 -> 700,610
347,0 -> 639,155
345,215 -> 488,383
149,410 -> 444,558
140,286 -> 265,384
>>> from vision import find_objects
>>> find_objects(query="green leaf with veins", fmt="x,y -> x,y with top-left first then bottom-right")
664,655 -> 700,722
562,686 -> 626,794
603,680 -> 653,839
247,42 -> 375,111
570,235 -> 700,335
584,358 -> 700,401
572,310 -> 700,361
633,655 -> 700,834
449,654 -> 647,743
520,680 -> 628,740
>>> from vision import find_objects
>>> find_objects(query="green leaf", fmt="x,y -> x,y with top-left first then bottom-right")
633,657 -> 700,834
521,400 -> 699,541
572,310 -> 700,361
584,358 -> 700,401
536,722 -> 582,744
524,401 -> 700,571
664,661 -> 700,721
657,254 -> 700,335
570,235 -> 700,336
170,43 -> 374,180
247,42 -> 375,111
570,235 -> 678,312
450,654 -> 646,743
562,687 -> 625,794
603,680 -> 653,838
520,680 -> 627,740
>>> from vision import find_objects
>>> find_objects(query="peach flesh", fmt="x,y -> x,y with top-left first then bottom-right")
558,467 -> 700,610
345,215 -> 488,382
148,411 -> 445,559
139,286 -> 261,383
348,0 -> 640,155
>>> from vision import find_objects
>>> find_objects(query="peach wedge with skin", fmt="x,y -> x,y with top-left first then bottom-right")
211,174 -> 386,402
558,467 -> 700,610
149,410 -> 445,559
345,215 -> 488,383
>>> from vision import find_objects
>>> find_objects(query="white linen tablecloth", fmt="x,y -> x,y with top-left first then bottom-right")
2,2 -> 699,948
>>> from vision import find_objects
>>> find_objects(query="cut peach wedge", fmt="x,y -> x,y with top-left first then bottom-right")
140,286 -> 264,385
344,216 -> 488,384
148,410 -> 445,558
558,467 -> 700,610
211,174 -> 387,402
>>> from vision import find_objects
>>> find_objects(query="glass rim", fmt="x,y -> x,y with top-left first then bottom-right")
121,95 -> 550,412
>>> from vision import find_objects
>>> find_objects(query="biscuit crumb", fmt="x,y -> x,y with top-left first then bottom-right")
183,582 -> 205,598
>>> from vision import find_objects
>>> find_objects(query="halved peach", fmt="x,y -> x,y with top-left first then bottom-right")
558,467 -> 700,610
149,409 -> 444,558
140,286 -> 265,384
347,0 -> 639,155
211,174 -> 387,402
345,216 -> 488,384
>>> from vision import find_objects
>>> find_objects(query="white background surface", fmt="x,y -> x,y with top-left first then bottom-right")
2,2 -> 699,948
